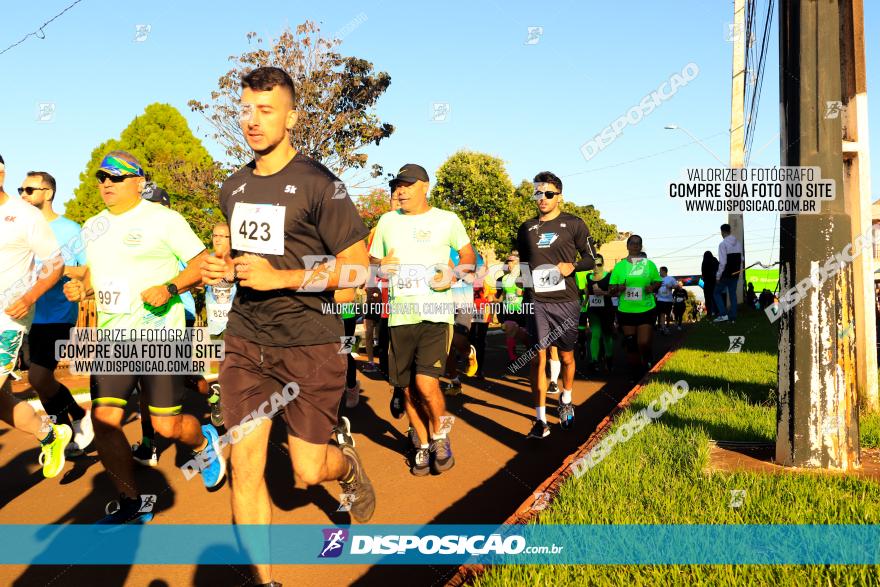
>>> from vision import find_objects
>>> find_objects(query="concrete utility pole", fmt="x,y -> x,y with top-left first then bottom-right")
776,0 -> 860,470
728,0 -> 746,303
840,0 -> 878,412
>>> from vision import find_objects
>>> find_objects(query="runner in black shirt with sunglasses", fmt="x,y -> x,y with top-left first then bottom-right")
516,171 -> 596,440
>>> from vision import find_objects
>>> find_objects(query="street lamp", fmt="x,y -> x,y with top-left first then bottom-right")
664,124 -> 728,166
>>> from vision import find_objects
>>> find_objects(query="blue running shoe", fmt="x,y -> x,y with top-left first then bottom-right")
197,424 -> 226,489
96,494 -> 153,532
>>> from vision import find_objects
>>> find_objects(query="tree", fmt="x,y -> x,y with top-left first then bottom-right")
559,202 -> 618,248
65,103 -> 221,244
430,150 -> 521,257
188,21 -> 394,189
512,179 -> 537,224
355,187 -> 391,230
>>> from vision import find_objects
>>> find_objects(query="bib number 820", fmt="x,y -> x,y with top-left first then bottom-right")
238,220 -> 271,242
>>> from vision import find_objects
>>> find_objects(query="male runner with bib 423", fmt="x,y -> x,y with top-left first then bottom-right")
201,66 -> 374,587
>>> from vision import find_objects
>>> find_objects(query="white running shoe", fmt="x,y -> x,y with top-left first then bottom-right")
71,411 -> 95,452
345,380 -> 361,409
713,315 -> 729,323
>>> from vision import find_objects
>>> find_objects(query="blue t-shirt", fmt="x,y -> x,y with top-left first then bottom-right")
34,216 -> 86,325
177,260 -> 197,323
449,247 -> 482,307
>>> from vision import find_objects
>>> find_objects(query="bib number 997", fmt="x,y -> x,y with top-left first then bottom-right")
97,290 -> 120,306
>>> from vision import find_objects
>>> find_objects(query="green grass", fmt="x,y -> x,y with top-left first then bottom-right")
474,311 -> 880,587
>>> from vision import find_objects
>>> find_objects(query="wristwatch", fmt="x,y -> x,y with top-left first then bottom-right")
166,283 -> 179,296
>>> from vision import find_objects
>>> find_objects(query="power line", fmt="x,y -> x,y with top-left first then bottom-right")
0,0 -> 84,56
743,0 -> 775,165
562,131 -> 729,178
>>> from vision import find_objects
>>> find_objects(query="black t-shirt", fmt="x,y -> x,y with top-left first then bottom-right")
220,153 -> 369,347
672,289 -> 687,304
586,271 -> 613,312
516,212 -> 596,303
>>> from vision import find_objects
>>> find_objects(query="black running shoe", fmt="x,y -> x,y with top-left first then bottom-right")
547,382 -> 559,395
208,384 -> 224,428
131,440 -> 158,467
527,419 -> 551,439
96,494 -> 153,529
339,445 -> 376,523
333,416 -> 355,448
390,387 -> 405,419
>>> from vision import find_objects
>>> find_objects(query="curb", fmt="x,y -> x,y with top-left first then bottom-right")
444,341 -> 682,587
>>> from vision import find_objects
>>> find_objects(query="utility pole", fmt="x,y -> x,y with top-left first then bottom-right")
776,0 -> 860,470
729,0 -> 746,304
840,0 -> 878,412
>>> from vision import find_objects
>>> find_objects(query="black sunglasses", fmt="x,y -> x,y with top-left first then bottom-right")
17,187 -> 50,195
534,190 -> 560,199
96,171 -> 138,184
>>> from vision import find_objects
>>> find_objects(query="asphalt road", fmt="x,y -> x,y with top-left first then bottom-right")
0,328 -> 681,586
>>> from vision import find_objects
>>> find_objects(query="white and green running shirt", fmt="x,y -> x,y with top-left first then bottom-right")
83,200 -> 205,330
369,207 -> 470,327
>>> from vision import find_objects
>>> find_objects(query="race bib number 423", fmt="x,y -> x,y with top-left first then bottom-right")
230,203 -> 285,255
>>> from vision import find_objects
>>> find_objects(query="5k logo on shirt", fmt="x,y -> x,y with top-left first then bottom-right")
536,233 -> 558,248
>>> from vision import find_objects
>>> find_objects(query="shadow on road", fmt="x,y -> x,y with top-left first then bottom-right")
350,331 -> 681,587
12,469 -> 175,587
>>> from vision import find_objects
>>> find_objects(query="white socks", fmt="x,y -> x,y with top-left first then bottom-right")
562,389 -> 572,404
536,406 -> 546,422
549,359 -> 561,383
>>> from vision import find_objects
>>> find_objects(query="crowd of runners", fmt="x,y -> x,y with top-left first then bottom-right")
0,67 -> 706,585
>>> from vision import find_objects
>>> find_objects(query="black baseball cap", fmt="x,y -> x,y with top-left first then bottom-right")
0,153 -> 4,166
141,181 -> 170,207
392,163 -> 429,185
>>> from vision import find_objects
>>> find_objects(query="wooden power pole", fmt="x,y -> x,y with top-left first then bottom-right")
776,0 -> 860,470
840,0 -> 879,412
729,0 -> 746,303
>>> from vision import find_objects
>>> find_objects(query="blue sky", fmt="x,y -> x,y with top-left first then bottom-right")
1,0 -> 878,275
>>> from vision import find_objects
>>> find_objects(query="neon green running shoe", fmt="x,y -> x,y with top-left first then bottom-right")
39,424 -> 72,478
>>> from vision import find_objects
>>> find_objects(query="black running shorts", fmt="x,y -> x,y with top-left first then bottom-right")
28,323 -> 75,371
91,374 -> 185,415
617,309 -> 657,327
527,300 -> 581,352
388,322 -> 453,387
